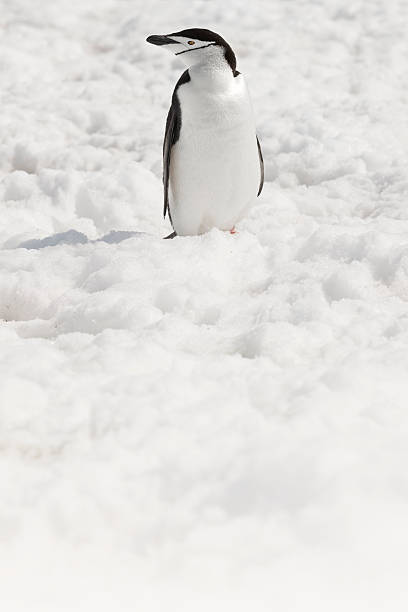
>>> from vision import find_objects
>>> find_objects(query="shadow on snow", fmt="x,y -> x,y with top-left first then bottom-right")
17,229 -> 147,250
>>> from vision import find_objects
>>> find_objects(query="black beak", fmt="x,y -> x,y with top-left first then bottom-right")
146,34 -> 176,46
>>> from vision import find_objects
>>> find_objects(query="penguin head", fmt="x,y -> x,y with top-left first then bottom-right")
146,28 -> 237,73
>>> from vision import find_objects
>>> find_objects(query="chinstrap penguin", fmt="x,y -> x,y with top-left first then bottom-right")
146,28 -> 264,238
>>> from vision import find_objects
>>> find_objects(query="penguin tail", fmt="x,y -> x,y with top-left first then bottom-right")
163,231 -> 177,240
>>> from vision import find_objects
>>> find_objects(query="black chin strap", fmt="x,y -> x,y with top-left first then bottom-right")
175,42 -> 215,56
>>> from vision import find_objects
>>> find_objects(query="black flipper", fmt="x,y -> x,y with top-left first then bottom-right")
256,135 -> 264,197
163,69 -> 191,226
163,104 -> 176,223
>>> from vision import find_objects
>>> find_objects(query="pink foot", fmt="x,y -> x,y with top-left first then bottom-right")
230,226 -> 237,234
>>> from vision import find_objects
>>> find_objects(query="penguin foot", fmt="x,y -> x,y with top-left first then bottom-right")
164,231 -> 177,239
230,227 -> 237,234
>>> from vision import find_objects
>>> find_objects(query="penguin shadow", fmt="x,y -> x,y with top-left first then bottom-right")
16,229 -> 148,250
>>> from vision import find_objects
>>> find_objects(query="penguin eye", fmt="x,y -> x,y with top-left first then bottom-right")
187,40 -> 195,45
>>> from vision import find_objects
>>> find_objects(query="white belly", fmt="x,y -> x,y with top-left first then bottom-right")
169,74 -> 260,236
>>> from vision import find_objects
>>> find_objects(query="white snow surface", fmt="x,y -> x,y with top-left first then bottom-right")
2,0 -> 408,609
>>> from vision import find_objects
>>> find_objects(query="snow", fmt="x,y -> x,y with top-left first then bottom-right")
2,0 -> 408,609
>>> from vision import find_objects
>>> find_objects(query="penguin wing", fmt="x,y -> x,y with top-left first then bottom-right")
256,136 -> 264,197
163,70 -> 191,224
163,102 -> 178,222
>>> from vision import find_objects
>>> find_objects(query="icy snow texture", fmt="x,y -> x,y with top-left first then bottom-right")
2,0 -> 408,610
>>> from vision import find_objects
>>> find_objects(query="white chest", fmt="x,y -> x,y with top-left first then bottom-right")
178,70 -> 254,132
169,69 -> 260,235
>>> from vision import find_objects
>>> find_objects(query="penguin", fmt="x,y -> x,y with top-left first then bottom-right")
146,28 -> 264,238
